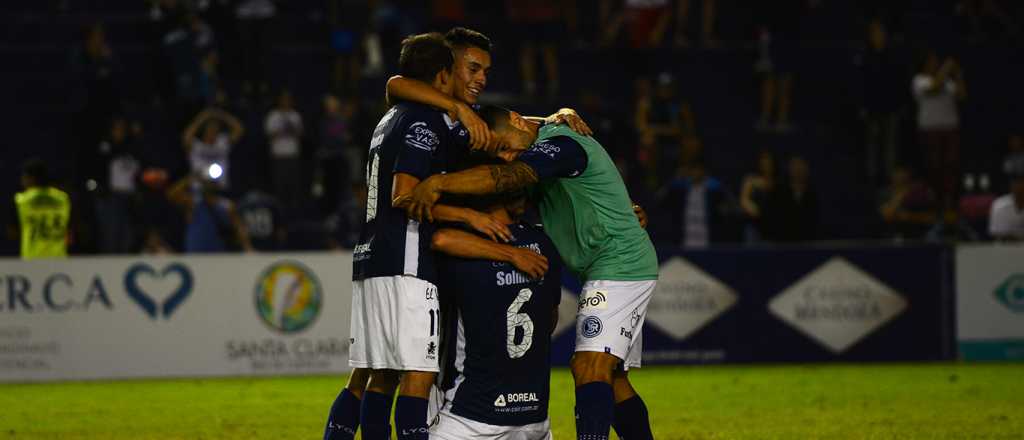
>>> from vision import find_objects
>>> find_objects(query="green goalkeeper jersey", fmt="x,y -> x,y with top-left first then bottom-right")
516,124 -> 658,281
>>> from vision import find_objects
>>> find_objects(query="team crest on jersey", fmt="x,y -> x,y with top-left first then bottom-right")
581,316 -> 603,338
426,341 -> 437,360
578,290 -> 609,312
405,122 -> 439,152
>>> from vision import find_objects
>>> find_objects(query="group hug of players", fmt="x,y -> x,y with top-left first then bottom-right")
322,28 -> 659,440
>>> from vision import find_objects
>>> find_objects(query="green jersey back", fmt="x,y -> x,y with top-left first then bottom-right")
517,124 -> 658,281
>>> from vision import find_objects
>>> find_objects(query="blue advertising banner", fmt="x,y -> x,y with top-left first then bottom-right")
550,245 -> 955,365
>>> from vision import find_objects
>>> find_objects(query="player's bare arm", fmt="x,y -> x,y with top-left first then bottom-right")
393,172 -> 512,241
398,163 -> 539,223
386,75 -> 491,149
430,228 -> 548,279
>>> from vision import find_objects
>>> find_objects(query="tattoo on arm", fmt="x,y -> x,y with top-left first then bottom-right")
488,162 -> 539,192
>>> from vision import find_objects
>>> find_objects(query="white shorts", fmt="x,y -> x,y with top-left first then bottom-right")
431,407 -> 551,440
348,275 -> 440,372
574,279 -> 656,370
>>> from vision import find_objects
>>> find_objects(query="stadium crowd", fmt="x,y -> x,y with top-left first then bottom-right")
3,0 -> 1024,257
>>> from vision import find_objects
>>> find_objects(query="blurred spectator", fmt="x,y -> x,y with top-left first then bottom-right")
859,19 -> 906,184
237,189 -> 286,251
11,159 -> 71,260
926,207 -> 980,243
754,0 -> 805,132
989,153 -> 1024,241
635,73 -> 695,151
507,0 -> 565,97
167,176 -> 253,253
603,0 -> 672,48
674,0 -> 718,47
763,156 -> 819,242
234,0 -> 276,98
265,90 -> 306,209
740,150 -> 777,243
70,23 -> 121,179
182,108 -> 244,190
327,0 -> 369,94
659,157 -> 734,248
142,228 -> 174,254
878,166 -> 937,240
913,51 -> 967,206
90,117 -> 143,254
317,94 -> 362,215
630,130 -> 663,195
161,10 -> 219,119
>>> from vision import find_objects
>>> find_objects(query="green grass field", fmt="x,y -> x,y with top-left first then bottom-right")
2,363 -> 1022,439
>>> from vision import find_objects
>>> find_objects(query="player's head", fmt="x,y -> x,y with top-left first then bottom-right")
399,32 -> 455,96
445,27 -> 491,104
477,105 -> 537,162
21,158 -> 49,189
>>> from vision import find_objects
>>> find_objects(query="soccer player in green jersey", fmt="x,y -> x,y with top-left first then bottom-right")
401,106 -> 658,440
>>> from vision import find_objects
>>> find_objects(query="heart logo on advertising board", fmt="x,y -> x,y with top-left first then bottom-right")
124,263 -> 194,319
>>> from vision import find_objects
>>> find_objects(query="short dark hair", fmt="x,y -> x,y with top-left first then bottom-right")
445,27 -> 491,52
477,105 -> 513,132
399,32 -> 454,83
22,158 -> 49,185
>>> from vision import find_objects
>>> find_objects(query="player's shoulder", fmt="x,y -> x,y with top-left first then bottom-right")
394,102 -> 446,123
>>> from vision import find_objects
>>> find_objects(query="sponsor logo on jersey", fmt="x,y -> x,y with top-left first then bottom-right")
629,305 -> 644,329
494,393 -> 540,409
581,316 -> 603,338
530,141 -> 561,159
496,270 -> 532,286
426,341 -> 437,359
405,122 -> 439,152
254,261 -> 322,333
578,290 -> 609,312
353,240 -> 372,262
619,327 -> 633,339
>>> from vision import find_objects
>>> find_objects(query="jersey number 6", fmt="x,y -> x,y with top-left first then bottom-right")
506,288 -> 535,359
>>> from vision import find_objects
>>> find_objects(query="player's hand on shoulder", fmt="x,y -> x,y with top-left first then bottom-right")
509,247 -> 548,280
548,108 -> 593,136
467,210 -> 513,242
454,102 -> 492,151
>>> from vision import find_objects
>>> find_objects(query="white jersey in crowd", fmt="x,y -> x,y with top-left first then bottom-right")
190,133 -> 232,187
266,109 -> 303,158
912,74 -> 959,130
989,194 -> 1024,239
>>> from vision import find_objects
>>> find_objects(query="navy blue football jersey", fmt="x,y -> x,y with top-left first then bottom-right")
437,222 -> 562,426
353,102 -> 469,282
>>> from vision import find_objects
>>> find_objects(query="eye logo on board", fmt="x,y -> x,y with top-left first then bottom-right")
254,261 -> 323,333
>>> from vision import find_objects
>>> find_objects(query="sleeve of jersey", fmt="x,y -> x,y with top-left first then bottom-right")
393,115 -> 443,179
516,136 -> 588,180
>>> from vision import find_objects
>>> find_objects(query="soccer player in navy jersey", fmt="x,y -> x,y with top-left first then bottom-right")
430,191 -> 561,440
325,33 -> 513,440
